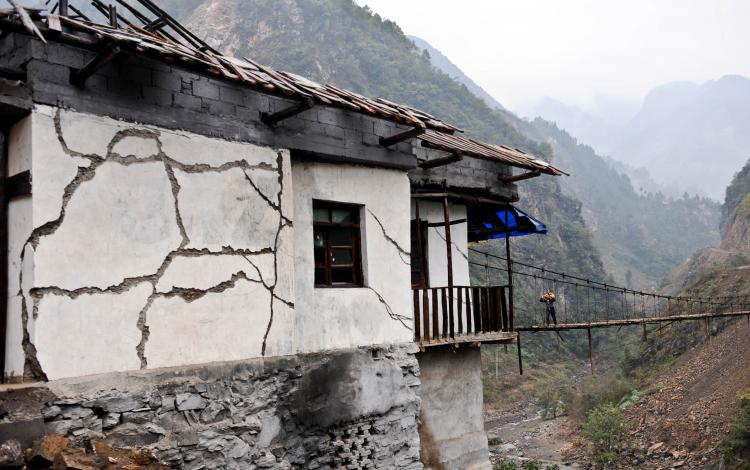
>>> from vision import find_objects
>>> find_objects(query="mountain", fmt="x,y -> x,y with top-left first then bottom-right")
519,119 -> 720,288
408,36 -> 504,111
661,158 -> 750,295
521,97 -> 619,156
615,76 -> 750,200
405,31 -> 721,286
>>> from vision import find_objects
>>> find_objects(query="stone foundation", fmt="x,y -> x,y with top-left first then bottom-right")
0,344 -> 422,469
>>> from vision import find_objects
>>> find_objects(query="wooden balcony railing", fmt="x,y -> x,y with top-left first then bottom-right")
412,285 -> 515,346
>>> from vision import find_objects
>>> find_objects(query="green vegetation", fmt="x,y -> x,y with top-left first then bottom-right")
581,403 -> 624,465
536,385 -> 561,420
494,459 -> 518,470
723,158 -> 750,235
492,459 -> 559,470
721,389 -> 750,469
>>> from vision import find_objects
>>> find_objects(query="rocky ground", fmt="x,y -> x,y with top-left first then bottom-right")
562,319 -> 750,469
485,319 -> 750,469
485,404 -> 579,469
0,434 -> 170,469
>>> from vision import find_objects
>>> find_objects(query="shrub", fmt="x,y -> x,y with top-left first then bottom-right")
494,458 -> 517,470
537,386 -> 561,420
721,389 -> 750,469
520,460 -> 541,470
581,403 -> 624,465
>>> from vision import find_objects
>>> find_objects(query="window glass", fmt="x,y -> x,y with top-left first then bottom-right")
331,268 -> 354,284
331,248 -> 353,265
330,228 -> 354,246
332,209 -> 354,223
313,207 -> 329,223
314,229 -> 326,248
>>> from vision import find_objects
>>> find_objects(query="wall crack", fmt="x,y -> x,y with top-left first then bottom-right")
367,209 -> 410,265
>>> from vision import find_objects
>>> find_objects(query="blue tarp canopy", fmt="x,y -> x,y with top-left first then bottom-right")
467,203 -> 547,242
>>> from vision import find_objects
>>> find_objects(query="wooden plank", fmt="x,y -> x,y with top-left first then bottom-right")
472,287 -> 481,333
465,287 -> 472,334
448,288 -> 455,339
457,288 -> 463,335
493,287 -> 502,332
413,290 -> 420,342
499,287 -> 508,332
431,288 -> 439,340
441,288 -> 448,339
515,310 -> 750,332
422,289 -> 430,343
481,288 -> 489,334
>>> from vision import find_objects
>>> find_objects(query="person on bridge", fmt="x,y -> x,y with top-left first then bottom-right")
540,290 -> 557,325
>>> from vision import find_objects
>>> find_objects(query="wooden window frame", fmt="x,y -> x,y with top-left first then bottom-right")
313,200 -> 364,288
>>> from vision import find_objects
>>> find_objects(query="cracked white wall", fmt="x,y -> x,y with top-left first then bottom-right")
5,106 -> 296,381
292,162 -> 414,353
412,200 -> 470,288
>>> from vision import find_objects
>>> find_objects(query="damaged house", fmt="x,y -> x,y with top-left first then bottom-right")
0,2 -> 564,469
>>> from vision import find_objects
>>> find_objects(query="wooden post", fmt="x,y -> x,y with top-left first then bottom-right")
414,200 -> 424,288
516,332 -> 523,375
442,196 -> 453,288
642,322 -> 647,342
59,0 -> 68,17
495,346 -> 499,379
505,206 -> 514,331
108,5 -> 118,27
587,328 -> 594,374
0,130 -> 7,383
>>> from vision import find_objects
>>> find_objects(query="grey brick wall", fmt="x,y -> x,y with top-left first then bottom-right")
2,33 -> 416,170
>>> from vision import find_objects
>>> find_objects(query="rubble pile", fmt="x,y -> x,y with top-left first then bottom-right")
0,434 -> 170,470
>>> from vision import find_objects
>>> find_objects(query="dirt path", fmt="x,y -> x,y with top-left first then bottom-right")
485,406 -> 580,468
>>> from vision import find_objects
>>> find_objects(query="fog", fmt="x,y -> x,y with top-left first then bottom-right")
356,0 -> 750,116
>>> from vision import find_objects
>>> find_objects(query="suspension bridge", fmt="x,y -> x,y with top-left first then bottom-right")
411,244 -> 750,374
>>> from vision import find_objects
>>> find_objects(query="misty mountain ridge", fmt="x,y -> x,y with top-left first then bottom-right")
527,75 -> 750,201
408,36 -> 504,112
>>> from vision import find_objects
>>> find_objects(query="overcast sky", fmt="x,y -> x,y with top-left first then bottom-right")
356,0 -> 750,115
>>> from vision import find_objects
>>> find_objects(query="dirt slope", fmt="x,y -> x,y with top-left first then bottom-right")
621,319 -> 750,468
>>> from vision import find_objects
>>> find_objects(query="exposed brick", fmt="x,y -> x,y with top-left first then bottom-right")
173,92 -> 202,110
192,78 -> 220,100
219,85 -> 245,104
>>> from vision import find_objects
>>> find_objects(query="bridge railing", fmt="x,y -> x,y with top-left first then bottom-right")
412,285 -> 513,346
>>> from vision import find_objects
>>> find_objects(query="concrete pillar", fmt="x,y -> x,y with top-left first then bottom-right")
417,346 -> 491,469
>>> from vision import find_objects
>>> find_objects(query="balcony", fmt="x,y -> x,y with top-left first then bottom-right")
412,285 -> 517,348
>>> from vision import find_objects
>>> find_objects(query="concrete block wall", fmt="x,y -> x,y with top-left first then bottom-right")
410,147 -> 518,201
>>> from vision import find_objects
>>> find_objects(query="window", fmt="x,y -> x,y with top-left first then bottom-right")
313,200 -> 363,287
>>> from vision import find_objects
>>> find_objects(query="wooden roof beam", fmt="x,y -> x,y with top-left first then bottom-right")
500,169 -> 541,183
70,42 -> 120,87
417,152 -> 463,169
260,97 -> 314,127
379,123 -> 426,147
